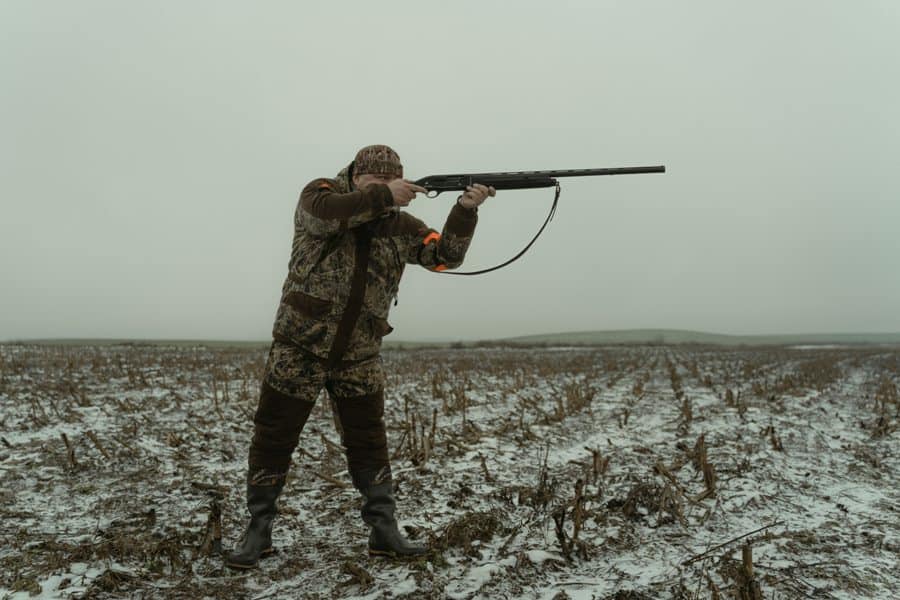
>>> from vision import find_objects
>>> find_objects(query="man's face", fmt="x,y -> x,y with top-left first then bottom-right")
353,172 -> 398,190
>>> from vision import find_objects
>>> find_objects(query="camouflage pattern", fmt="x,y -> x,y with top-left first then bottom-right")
353,144 -> 403,177
263,341 -> 384,400
250,341 -> 387,474
248,149 -> 477,488
248,467 -> 288,486
272,162 -> 478,363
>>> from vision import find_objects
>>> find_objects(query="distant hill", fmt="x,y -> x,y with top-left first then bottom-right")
5,338 -> 271,349
6,329 -> 900,348
497,329 -> 900,346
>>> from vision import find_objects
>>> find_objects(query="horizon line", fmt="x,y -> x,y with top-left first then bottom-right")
5,328 -> 900,346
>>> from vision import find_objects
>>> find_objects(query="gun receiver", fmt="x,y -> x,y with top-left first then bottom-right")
415,165 -> 665,197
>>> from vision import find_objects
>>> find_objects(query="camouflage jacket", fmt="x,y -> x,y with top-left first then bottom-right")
272,165 -> 478,365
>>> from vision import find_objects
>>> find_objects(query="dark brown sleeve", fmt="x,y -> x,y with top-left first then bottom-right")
295,179 -> 394,237
443,202 -> 478,237
404,202 -> 478,270
299,178 -> 393,222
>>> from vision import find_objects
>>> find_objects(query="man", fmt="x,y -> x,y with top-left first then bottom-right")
227,145 -> 495,568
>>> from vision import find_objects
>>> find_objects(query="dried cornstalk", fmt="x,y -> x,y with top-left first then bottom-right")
572,478 -> 585,543
198,498 -> 223,556
342,561 -> 374,589
553,507 -> 572,560
85,430 -> 111,460
768,426 -> 784,451
692,433 -> 707,471
725,388 -> 735,406
681,396 -> 693,424
430,407 -> 438,447
682,522 -> 782,566
738,543 -> 764,600
60,432 -> 78,468
586,446 -> 609,484
410,412 -> 419,458
479,454 -> 494,482
319,433 -> 343,454
461,390 -> 468,433
421,423 -> 431,468
737,389 -> 748,418
390,429 -> 408,461
691,433 -> 716,500
313,470 -> 348,488
701,459 -> 717,499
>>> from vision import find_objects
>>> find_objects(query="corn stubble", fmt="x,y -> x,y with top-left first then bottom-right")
0,343 -> 898,598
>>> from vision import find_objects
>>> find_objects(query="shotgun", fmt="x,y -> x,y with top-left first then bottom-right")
414,164 -> 666,275
415,165 -> 665,197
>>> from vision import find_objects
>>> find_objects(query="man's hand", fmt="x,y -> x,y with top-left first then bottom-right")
387,179 -> 427,207
458,184 -> 496,210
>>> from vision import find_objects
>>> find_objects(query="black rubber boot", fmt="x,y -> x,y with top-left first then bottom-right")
226,471 -> 286,569
360,481 -> 426,559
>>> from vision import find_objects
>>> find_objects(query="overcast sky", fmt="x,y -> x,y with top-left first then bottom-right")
2,1 -> 898,342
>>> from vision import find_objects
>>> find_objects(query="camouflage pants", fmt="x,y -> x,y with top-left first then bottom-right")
249,341 -> 389,488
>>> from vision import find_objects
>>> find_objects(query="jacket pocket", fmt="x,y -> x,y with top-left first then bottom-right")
284,291 -> 332,320
371,316 -> 394,338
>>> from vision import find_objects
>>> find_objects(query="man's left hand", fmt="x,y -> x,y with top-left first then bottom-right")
458,184 -> 496,210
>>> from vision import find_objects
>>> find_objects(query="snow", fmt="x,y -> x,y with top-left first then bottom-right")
445,559 -> 509,599
525,550 -> 565,564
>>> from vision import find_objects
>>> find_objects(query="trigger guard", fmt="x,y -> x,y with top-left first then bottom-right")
425,190 -> 441,199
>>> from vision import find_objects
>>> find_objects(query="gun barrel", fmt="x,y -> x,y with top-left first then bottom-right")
464,166 -> 666,179
550,165 -> 665,177
415,165 -> 664,193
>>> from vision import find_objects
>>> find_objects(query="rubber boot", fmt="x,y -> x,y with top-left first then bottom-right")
225,471 -> 286,569
360,481 -> 426,558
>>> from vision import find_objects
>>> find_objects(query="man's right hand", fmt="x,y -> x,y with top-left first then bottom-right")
387,179 -> 427,207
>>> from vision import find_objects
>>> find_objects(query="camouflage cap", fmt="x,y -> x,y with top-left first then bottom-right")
353,144 -> 403,178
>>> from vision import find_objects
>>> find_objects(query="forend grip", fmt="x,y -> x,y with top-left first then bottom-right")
413,174 -> 557,192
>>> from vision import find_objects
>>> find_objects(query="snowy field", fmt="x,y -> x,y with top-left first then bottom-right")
1,343 -> 898,599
